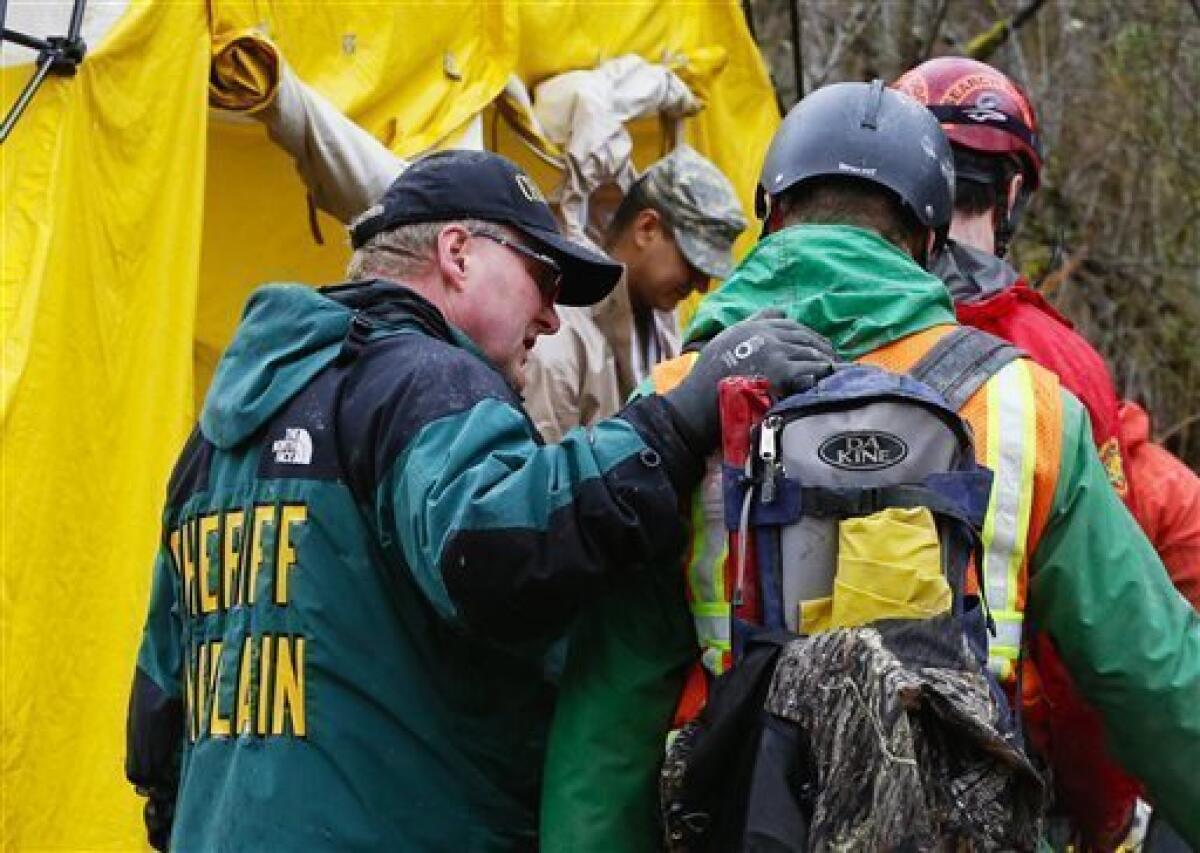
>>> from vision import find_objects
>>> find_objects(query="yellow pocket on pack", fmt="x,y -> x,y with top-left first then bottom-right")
798,595 -> 833,634
830,506 -> 950,628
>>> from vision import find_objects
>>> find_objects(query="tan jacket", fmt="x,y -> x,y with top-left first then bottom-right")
524,275 -> 680,442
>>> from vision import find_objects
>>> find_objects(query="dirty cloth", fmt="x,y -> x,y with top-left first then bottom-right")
763,621 -> 1046,851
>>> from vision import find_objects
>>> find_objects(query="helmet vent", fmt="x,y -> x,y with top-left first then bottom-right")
861,79 -> 886,130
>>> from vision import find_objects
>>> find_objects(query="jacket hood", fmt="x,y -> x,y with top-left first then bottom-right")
200,284 -> 354,449
933,239 -> 1020,305
685,225 -> 956,359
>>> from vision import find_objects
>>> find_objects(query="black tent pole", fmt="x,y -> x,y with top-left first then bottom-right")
0,0 -> 87,144
66,0 -> 86,41
0,53 -> 56,142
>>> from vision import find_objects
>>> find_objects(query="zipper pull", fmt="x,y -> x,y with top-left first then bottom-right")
759,415 -> 781,504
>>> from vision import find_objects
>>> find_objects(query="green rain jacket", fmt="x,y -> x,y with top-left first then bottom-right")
125,280 -> 707,851
540,225 -> 1200,850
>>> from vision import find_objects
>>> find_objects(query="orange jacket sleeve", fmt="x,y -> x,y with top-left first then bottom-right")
1119,401 -> 1200,610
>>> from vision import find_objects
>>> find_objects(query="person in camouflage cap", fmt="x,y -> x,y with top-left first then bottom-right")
639,144 -> 747,282
524,144 -> 747,442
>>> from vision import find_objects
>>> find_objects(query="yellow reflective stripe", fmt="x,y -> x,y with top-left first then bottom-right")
988,657 -> 1015,681
687,457 -> 729,606
701,647 -> 729,676
991,611 -> 1024,650
692,602 -> 730,617
981,361 -> 1036,615
692,606 -> 730,652
1014,364 -> 1038,604
989,617 -> 1023,680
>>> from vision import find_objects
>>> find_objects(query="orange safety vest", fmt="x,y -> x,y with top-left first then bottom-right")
653,325 -> 1065,720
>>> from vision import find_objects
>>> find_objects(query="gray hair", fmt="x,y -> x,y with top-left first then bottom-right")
346,217 -> 511,282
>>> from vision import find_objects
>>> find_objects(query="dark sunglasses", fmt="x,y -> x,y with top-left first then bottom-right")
469,230 -> 562,303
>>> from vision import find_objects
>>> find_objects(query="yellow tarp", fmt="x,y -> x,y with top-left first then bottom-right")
1,1 -> 777,847
1,1 -> 210,848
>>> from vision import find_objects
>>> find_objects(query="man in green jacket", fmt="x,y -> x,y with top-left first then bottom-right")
541,82 -> 1200,850
123,150 -> 836,851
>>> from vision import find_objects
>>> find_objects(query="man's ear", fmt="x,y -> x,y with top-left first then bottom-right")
436,224 -> 471,291
632,207 -> 664,248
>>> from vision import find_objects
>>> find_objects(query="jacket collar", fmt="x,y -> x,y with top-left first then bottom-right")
933,239 -> 1020,305
320,279 -> 457,344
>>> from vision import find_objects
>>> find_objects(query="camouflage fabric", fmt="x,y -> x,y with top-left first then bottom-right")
640,144 -> 747,279
764,619 -> 1047,852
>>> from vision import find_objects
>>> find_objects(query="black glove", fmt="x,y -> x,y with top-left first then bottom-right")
138,787 -> 175,851
664,312 -> 837,452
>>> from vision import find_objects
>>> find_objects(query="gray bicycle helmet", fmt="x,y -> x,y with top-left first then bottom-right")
757,80 -> 956,259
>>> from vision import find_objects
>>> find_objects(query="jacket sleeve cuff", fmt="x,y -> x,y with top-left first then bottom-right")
617,395 -> 707,496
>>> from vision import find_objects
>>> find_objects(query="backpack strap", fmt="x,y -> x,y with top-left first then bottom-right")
909,326 -> 1025,411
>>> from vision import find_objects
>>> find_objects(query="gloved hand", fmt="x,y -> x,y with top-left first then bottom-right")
138,787 -> 175,852
665,311 -> 837,452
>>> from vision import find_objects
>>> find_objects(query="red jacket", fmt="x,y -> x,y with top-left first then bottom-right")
956,283 -> 1128,497
943,241 -> 1198,847
1119,400 -> 1200,607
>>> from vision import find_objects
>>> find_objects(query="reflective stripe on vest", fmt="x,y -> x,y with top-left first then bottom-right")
688,458 -> 733,676
652,354 -> 731,676
981,359 -> 1039,680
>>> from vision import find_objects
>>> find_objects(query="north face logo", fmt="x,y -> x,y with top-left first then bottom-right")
272,428 -> 313,465
818,431 -> 908,471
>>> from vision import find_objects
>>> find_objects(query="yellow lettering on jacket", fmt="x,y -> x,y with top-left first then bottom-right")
272,636 -> 306,737
182,633 -> 310,743
235,636 -> 254,735
222,510 -> 244,610
274,505 -> 306,606
180,518 -> 198,617
197,514 -> 220,614
195,642 -> 210,738
170,500 -> 314,743
208,641 -> 231,737
256,634 -> 274,736
245,505 -> 276,606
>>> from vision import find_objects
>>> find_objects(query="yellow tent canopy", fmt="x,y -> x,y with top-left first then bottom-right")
0,1 -> 777,846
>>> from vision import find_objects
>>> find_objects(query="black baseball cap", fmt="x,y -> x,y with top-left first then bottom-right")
350,150 -> 623,307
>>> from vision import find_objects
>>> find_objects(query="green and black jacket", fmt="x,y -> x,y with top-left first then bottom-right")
126,280 -> 702,851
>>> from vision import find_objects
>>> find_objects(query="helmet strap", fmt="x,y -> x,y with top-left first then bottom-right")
994,180 -> 1031,259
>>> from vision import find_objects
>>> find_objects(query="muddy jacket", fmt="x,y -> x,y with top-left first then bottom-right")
540,226 -> 1200,851
125,280 -> 703,851
524,274 -> 679,442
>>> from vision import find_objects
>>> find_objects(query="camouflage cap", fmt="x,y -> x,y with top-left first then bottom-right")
639,145 -> 748,280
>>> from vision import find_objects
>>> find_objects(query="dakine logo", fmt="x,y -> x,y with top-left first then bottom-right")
719,334 -> 766,368
514,174 -> 546,203
818,430 -> 908,471
272,428 -> 313,465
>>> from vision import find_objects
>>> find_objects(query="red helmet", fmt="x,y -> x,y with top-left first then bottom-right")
893,56 -> 1043,190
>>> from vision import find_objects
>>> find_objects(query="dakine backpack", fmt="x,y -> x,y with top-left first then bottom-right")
660,327 -> 1046,851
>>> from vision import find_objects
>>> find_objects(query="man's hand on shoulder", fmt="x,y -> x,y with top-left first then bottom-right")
664,310 -> 839,451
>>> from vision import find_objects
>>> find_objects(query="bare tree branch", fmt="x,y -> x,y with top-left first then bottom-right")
964,0 -> 1047,61
812,0 -> 881,87
915,0 -> 951,64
